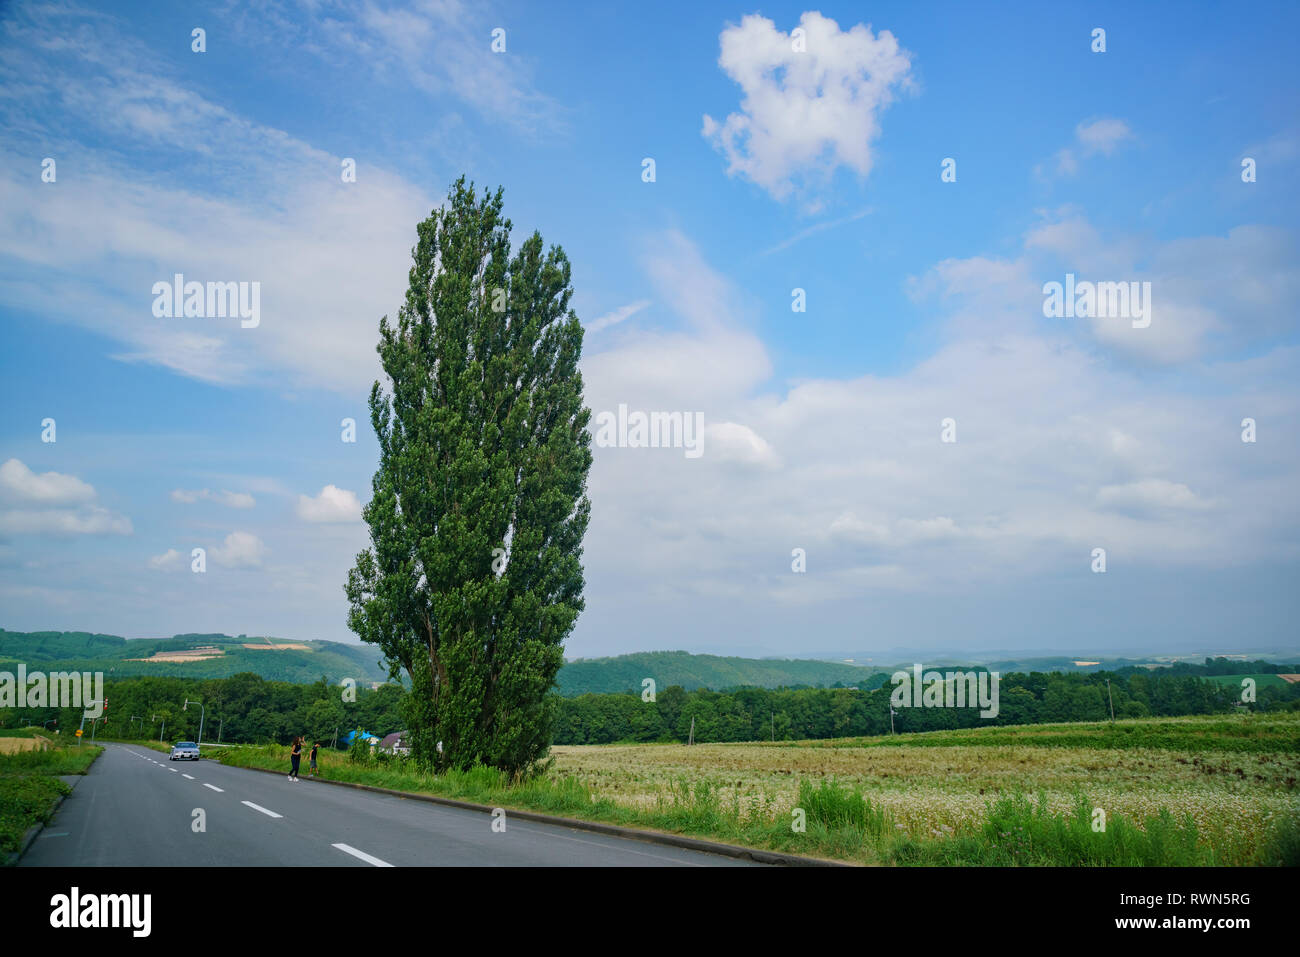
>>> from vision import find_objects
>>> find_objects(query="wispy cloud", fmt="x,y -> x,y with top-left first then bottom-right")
1046,117 -> 1134,177
761,207 -> 872,256
586,300 -> 651,334
171,488 -> 256,508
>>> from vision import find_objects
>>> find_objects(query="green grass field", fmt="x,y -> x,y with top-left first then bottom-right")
1203,673 -> 1294,692
0,729 -> 102,857
210,712 -> 1300,866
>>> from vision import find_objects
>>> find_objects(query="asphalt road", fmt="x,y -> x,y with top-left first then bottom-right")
20,743 -> 759,867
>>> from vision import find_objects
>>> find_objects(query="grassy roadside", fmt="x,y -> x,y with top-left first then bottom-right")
0,729 -> 102,857
212,717 -> 1300,866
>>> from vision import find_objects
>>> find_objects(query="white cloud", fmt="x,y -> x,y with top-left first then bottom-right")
296,485 -> 363,523
0,458 -> 132,536
1051,117 -> 1134,176
0,4 -> 434,395
919,210 -> 1300,364
569,219 -> 1300,654
0,458 -> 96,505
1096,479 -> 1212,512
0,506 -> 133,536
148,548 -> 183,571
702,11 -> 912,200
586,300 -> 651,334
340,0 -> 563,136
170,488 -> 256,508
1076,117 -> 1134,155
703,422 -> 780,468
210,531 -> 266,568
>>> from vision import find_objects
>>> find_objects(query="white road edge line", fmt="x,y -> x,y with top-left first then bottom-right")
332,843 -> 393,867
241,800 -> 283,819
203,783 -> 224,792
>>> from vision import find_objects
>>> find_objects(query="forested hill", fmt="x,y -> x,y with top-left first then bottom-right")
0,630 -> 389,684
9,631 -> 1295,698
3,633 -> 888,692
555,650 -> 884,696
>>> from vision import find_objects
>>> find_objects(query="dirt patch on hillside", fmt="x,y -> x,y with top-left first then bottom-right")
124,647 -> 225,663
242,642 -> 310,651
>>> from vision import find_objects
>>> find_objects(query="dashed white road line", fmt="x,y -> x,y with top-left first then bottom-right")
241,800 -> 283,819
203,783 -> 224,792
182,774 -> 195,779
168,767 -> 179,773
332,843 -> 393,867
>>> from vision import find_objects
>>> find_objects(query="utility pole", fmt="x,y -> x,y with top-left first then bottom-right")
890,706 -> 896,735
688,716 -> 695,746
184,698 -> 205,748
1106,678 -> 1116,722
771,712 -> 775,742
77,699 -> 101,747
217,717 -> 224,743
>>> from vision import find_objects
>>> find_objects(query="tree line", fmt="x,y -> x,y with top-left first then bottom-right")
5,660 -> 1295,750
1,672 -> 404,747
552,666 -> 1300,745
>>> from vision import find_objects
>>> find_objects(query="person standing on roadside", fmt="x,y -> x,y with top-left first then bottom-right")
308,740 -> 320,778
288,736 -> 302,781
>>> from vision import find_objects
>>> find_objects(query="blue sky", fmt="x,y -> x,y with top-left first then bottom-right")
1,0 -> 1298,660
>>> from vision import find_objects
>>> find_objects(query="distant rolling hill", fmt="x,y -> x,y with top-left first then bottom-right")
0,629 -> 390,685
11,630 -> 1283,696
2,633 -> 884,693
555,650 -> 886,696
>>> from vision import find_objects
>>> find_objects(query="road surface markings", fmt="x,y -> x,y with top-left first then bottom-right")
332,843 -> 393,867
203,783 -> 224,792
529,826 -> 707,866
241,800 -> 283,819
182,774 -> 195,779
168,767 -> 179,773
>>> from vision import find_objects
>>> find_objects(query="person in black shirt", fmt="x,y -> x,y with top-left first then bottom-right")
288,736 -> 302,781
308,741 -> 320,778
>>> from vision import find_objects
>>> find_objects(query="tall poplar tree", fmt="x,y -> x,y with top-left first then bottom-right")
346,178 -> 592,776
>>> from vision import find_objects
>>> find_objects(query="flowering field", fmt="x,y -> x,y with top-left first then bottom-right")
549,713 -> 1300,856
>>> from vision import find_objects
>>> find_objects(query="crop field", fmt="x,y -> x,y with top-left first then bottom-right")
0,737 -> 50,754
548,713 -> 1300,860
214,712 -> 1300,865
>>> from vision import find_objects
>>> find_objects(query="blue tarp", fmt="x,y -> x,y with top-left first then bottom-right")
342,729 -> 380,745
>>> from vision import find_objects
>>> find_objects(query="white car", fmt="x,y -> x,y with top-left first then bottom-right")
169,741 -> 200,761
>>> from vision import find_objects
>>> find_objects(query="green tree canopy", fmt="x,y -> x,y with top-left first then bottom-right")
346,178 -> 593,776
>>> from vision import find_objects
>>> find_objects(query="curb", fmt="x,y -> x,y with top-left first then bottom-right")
5,746 -> 102,867
5,788 -> 69,867
223,759 -> 850,867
